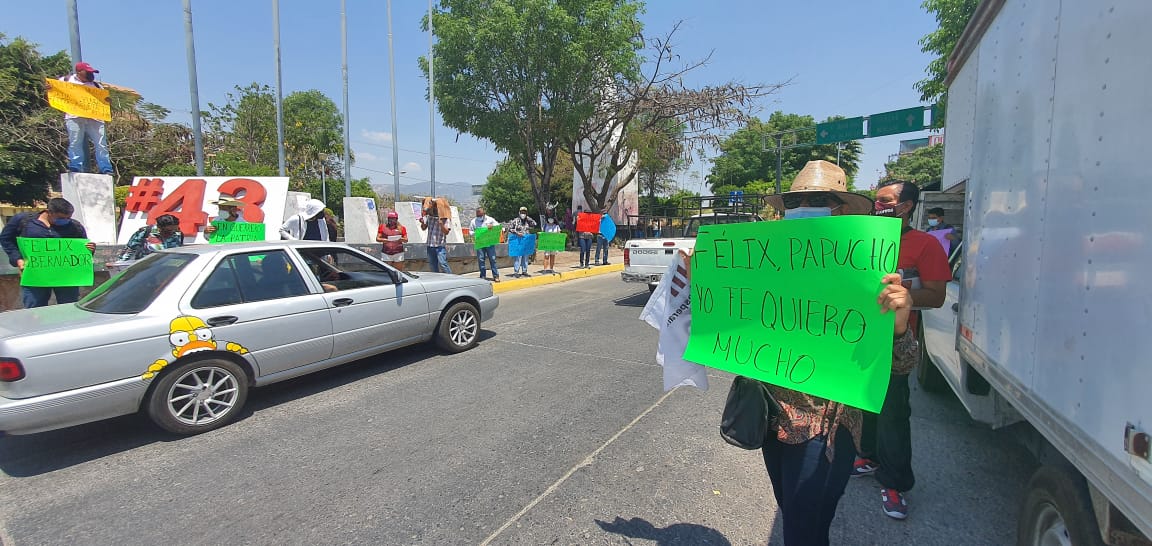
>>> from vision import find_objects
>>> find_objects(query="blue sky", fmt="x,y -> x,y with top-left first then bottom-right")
5,0 -> 938,194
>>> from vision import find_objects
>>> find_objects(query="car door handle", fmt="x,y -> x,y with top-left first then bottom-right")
952,303 -> 959,313
207,316 -> 238,326
332,298 -> 354,307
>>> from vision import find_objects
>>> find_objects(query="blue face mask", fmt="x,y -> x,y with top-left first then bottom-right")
927,218 -> 940,227
53,218 -> 72,227
784,207 -> 831,220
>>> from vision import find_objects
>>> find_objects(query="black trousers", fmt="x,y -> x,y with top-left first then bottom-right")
860,373 -> 916,492
762,427 -> 856,546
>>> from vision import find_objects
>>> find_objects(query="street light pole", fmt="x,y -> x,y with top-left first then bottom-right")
341,0 -> 352,197
427,0 -> 437,198
386,0 -> 401,203
182,0 -> 205,176
66,0 -> 82,64
272,0 -> 286,177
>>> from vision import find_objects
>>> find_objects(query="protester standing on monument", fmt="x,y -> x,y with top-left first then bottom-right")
852,179 -> 952,521
59,62 -> 113,175
203,197 -> 247,237
377,211 -> 409,271
116,214 -> 183,262
506,206 -> 537,278
0,198 -> 97,308
419,201 -> 452,273
470,207 -> 501,281
280,199 -> 330,241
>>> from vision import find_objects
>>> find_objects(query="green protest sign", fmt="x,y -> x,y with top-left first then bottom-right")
208,221 -> 265,244
16,237 -> 94,287
473,226 -> 500,249
682,216 -> 902,412
537,232 -> 567,252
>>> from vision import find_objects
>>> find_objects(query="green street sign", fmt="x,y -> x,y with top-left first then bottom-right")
867,107 -> 927,138
815,117 -> 865,145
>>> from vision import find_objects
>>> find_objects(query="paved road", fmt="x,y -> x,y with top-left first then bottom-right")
0,275 -> 1032,545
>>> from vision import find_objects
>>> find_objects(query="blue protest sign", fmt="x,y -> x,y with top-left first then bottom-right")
599,214 -> 617,240
508,233 -> 537,257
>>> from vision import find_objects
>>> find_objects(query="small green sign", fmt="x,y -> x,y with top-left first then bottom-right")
16,237 -> 94,287
867,107 -> 927,138
537,232 -> 567,252
815,117 -> 865,145
473,226 -> 501,249
208,221 -> 265,244
681,216 -> 903,412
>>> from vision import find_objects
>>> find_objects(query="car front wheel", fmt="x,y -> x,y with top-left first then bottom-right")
435,301 -> 480,353
146,358 -> 249,435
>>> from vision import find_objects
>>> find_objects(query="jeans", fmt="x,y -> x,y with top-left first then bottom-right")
426,246 -> 451,273
66,118 -> 113,174
578,237 -> 592,265
595,235 -> 609,263
762,426 -> 856,546
859,373 -> 915,492
22,286 -> 80,309
512,255 -> 530,273
476,246 -> 499,278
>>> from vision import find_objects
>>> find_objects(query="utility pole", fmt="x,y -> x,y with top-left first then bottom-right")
341,0 -> 352,197
182,0 -> 205,176
273,0 -> 286,177
386,0 -> 401,203
774,135 -> 783,194
427,0 -> 437,198
66,0 -> 82,64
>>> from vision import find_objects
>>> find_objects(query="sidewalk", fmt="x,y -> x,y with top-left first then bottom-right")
458,246 -> 625,293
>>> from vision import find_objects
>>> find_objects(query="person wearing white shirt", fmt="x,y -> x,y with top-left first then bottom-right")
471,207 -> 501,282
60,62 -> 113,174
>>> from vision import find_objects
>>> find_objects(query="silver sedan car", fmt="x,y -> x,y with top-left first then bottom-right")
0,241 -> 498,436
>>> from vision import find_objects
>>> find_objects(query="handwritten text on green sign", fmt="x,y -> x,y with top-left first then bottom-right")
16,237 -> 94,287
682,216 -> 902,412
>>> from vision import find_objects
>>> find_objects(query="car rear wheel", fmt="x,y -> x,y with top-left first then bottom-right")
146,358 -> 249,435
435,301 -> 480,353
1017,465 -> 1104,546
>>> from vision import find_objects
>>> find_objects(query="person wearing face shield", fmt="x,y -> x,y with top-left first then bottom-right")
0,197 -> 97,308
376,211 -> 409,271
851,178 -> 952,521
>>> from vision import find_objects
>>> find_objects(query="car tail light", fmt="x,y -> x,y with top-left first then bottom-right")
0,358 -> 24,382
624,248 -> 630,266
662,241 -> 676,247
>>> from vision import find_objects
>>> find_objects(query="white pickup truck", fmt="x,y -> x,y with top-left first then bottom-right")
622,211 -> 761,292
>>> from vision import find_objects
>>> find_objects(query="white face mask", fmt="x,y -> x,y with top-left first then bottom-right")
785,207 -> 832,220
519,213 -> 526,219
547,218 -> 555,224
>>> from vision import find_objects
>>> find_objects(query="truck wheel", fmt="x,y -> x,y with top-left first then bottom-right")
146,358 -> 249,435
1017,465 -> 1104,546
916,328 -> 948,393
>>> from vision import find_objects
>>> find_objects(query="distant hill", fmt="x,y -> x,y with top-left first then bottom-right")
372,181 -> 478,207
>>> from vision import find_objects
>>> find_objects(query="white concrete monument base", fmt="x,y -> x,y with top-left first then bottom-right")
60,173 -> 116,244
342,197 -> 380,244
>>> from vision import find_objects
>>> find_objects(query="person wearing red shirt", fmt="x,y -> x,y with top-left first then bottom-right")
376,211 -> 408,271
852,179 -> 951,520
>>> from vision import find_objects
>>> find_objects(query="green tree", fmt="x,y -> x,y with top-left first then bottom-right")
284,90 -> 345,184
916,0 -> 979,124
710,112 -> 862,193
480,158 -> 535,222
881,143 -> 943,187
426,0 -> 645,213
0,35 -> 71,204
629,115 -> 686,215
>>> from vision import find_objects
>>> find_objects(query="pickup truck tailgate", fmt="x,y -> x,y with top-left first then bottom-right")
622,238 -> 694,286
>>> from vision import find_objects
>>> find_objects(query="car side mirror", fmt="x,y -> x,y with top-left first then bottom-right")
389,269 -> 406,284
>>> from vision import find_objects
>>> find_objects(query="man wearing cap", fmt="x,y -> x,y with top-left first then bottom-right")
60,62 -> 113,175
203,197 -> 248,237
280,199 -> 330,241
470,207 -> 501,281
505,206 -> 537,277
376,211 -> 409,270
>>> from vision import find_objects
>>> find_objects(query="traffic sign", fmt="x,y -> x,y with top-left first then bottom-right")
815,117 -> 865,145
867,107 -> 927,138
728,190 -> 744,206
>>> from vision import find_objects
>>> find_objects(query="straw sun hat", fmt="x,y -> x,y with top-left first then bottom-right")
766,160 -> 873,215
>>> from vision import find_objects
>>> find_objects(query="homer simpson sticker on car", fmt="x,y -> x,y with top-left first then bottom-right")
142,316 -> 249,380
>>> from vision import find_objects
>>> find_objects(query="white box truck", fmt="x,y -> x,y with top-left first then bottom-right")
919,1 -> 1151,544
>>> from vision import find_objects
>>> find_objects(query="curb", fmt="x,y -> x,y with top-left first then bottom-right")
492,264 -> 624,293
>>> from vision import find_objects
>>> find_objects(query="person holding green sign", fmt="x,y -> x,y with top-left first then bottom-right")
203,197 -> 247,238
470,207 -> 501,282
540,212 -> 562,274
0,197 -> 97,308
116,214 -> 183,262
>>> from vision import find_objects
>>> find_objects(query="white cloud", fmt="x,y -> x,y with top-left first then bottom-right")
403,161 -> 423,173
357,151 -> 379,162
361,129 -> 393,144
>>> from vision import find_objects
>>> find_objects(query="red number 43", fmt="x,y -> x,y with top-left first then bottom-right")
147,179 -> 208,236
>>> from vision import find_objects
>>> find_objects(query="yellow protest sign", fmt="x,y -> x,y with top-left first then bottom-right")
45,78 -> 111,121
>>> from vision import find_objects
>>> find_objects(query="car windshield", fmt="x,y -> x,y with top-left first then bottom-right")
79,252 -> 197,314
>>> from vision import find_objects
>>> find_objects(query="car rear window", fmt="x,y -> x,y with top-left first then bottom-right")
79,253 -> 196,314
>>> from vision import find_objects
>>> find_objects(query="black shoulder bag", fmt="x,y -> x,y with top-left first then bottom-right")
719,376 -> 784,450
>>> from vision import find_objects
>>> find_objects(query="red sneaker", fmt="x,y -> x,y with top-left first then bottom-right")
880,488 -> 908,520
851,457 -> 878,478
